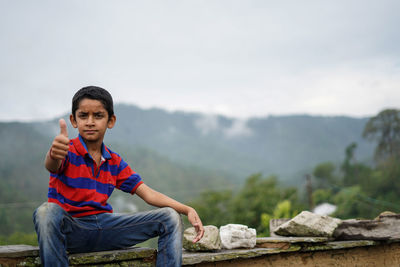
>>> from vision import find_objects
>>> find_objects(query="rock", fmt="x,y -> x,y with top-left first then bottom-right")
219,224 -> 256,249
183,225 -> 221,251
374,211 -> 397,220
275,211 -> 342,237
334,212 -> 400,241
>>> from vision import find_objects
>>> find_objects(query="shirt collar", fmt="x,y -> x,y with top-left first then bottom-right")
73,134 -> 112,160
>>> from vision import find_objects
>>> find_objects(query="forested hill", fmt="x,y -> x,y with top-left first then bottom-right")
105,104 -> 374,182
28,103 -> 374,184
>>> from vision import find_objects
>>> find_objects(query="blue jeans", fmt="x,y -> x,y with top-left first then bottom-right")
33,202 -> 183,267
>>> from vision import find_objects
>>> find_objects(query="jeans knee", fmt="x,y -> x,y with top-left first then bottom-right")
33,202 -> 65,229
160,207 -> 182,232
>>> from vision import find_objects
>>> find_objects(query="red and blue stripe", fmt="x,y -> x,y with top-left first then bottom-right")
47,135 -> 143,217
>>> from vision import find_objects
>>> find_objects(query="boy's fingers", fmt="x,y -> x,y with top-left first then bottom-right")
53,136 -> 70,147
192,221 -> 205,243
59,118 -> 68,137
192,228 -> 204,243
188,209 -> 204,243
51,148 -> 68,159
52,147 -> 67,154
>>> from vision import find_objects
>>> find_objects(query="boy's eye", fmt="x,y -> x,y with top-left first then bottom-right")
78,113 -> 88,118
95,113 -> 104,119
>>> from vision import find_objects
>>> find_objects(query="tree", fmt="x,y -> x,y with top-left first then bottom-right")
260,200 -> 298,236
231,174 -> 280,231
231,173 -> 301,233
341,143 -> 358,186
363,109 -> 400,161
188,190 -> 234,227
312,188 -> 334,206
340,143 -> 373,187
313,162 -> 339,189
333,186 -> 373,219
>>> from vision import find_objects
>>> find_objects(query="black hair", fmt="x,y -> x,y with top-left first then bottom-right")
72,86 -> 114,119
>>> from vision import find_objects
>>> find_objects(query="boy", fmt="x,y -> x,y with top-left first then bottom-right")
33,86 -> 204,267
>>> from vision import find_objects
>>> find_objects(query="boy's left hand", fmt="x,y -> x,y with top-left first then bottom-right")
187,208 -> 204,243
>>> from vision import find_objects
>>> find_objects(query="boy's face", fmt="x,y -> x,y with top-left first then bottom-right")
70,98 -> 116,144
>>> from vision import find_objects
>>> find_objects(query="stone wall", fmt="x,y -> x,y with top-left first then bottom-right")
2,238 -> 400,266
183,238 -> 400,266
0,245 -> 156,267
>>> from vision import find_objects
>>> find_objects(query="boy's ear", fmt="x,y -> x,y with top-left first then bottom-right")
70,114 -> 78,128
107,115 -> 116,129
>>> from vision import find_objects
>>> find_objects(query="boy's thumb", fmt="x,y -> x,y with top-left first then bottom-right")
59,118 -> 68,137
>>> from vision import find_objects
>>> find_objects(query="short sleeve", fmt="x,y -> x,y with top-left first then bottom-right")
116,158 -> 143,194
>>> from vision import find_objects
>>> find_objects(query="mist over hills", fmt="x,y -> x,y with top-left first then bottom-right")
32,103 -> 374,184
0,104 -> 375,233
111,104 -> 375,183
3,105 -> 376,196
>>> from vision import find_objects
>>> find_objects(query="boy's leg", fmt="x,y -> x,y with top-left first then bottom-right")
34,204 -> 183,266
33,202 -> 70,267
89,207 -> 183,267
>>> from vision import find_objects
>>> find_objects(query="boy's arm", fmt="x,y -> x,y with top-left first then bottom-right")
45,119 -> 70,173
136,183 -> 205,243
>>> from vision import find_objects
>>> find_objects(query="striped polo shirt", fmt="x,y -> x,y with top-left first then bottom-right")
48,135 -> 143,217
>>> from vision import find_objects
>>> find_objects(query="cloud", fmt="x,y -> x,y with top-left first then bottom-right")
224,119 -> 253,138
194,114 -> 253,138
194,115 -> 220,135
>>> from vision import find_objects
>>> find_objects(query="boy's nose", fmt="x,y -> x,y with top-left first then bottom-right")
87,115 -> 95,124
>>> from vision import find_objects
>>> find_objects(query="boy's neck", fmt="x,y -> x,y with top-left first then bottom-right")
82,139 -> 103,157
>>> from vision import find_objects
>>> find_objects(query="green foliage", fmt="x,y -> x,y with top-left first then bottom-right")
0,232 -> 38,246
190,173 -> 304,235
232,174 -> 281,230
333,186 -> 372,219
313,162 -> 339,189
273,200 -> 294,218
368,157 -> 400,209
307,109 -> 400,220
310,110 -> 400,219
311,153 -> 400,219
363,109 -> 400,161
312,189 -> 334,206
189,190 -> 234,227
260,200 -> 298,236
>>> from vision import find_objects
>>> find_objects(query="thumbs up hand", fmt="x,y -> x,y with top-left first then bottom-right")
49,119 -> 70,161
59,118 -> 68,138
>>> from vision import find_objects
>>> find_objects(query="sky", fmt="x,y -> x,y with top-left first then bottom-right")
1,0 -> 400,122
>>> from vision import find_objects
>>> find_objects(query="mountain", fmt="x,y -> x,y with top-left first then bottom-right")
32,104 -> 375,183
110,104 -> 375,183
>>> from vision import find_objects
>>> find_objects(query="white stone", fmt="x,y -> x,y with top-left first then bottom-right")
219,224 -> 257,249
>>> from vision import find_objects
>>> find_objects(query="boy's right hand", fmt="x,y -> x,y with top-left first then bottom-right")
49,119 -> 70,160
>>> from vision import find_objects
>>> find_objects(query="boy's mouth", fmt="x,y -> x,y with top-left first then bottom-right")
84,130 -> 98,134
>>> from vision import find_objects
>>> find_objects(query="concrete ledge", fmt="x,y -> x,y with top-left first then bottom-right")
1,238 -> 399,266
0,245 -> 157,267
182,237 -> 396,266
